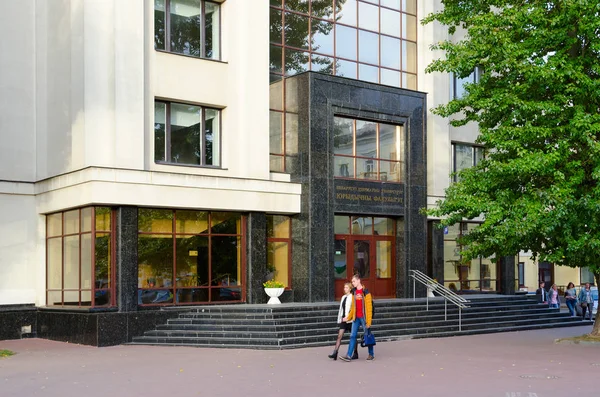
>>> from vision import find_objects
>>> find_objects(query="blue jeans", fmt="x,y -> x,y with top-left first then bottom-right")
566,299 -> 576,316
549,303 -> 559,309
346,317 -> 374,358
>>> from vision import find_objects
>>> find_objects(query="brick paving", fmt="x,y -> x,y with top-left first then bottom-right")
1,324 -> 598,397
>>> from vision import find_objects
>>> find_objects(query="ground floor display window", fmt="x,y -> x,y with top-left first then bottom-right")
46,207 -> 114,307
267,215 -> 291,288
334,215 -> 397,298
443,222 -> 498,292
138,209 -> 245,305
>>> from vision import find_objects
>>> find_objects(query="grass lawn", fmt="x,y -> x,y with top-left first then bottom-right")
0,349 -> 15,358
556,334 -> 600,344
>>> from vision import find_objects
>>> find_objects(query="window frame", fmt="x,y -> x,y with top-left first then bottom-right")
154,99 -> 222,168
452,66 -> 482,99
266,215 -> 293,289
155,0 -> 222,61
451,142 -> 485,182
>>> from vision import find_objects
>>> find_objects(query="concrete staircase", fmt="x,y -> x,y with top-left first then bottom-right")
129,295 -> 591,349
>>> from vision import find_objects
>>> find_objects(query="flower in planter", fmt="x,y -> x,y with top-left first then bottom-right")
263,279 -> 285,288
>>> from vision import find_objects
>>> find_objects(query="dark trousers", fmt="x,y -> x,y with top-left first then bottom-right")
581,303 -> 594,320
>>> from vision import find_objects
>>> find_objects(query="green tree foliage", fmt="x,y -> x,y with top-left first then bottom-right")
423,0 -> 600,330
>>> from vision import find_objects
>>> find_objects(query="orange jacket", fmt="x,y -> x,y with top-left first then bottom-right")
345,287 -> 373,327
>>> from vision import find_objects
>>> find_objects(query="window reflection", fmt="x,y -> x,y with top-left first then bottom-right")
358,1 -> 379,32
358,30 -> 379,65
336,25 -> 357,60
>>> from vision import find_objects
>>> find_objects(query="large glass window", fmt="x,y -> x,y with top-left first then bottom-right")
46,207 -> 114,307
138,209 -> 244,305
154,0 -> 221,60
154,100 -> 221,167
269,0 -> 417,172
452,142 -> 484,182
267,215 -> 292,288
334,116 -> 404,182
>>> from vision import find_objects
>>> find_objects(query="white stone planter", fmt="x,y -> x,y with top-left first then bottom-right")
427,287 -> 435,298
264,287 -> 284,304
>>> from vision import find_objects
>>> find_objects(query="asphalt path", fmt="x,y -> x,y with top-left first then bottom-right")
1,325 -> 598,397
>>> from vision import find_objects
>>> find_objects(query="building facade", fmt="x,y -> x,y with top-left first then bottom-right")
0,0 -> 586,345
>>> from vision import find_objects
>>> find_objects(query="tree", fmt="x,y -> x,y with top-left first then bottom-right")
423,1 -> 600,334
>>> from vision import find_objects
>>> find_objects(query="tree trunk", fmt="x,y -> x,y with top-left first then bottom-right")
590,273 -> 600,337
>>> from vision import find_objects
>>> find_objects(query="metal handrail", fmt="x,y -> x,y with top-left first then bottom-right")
409,269 -> 470,331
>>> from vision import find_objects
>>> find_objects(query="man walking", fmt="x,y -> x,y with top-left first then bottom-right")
536,281 -> 548,305
340,274 -> 375,362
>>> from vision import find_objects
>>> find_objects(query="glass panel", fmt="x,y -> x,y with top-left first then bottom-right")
270,8 -> 282,44
95,207 -> 111,232
336,0 -> 357,26
64,291 -> 79,306
351,217 -> 373,235
333,117 -> 354,155
176,235 -> 208,287
358,2 -> 378,32
357,158 -> 378,179
267,215 -> 290,238
170,0 -> 201,57
93,290 -> 109,307
334,239 -> 347,279
335,25 -> 357,60
47,238 -> 62,290
211,212 -> 241,235
270,0 -> 282,5
154,0 -> 166,50
177,287 -> 209,303
285,49 -> 310,76
467,258 -> 480,291
63,236 -> 79,290
454,144 -> 474,175
170,103 -> 201,165
47,213 -> 62,237
402,13 -> 417,41
359,63 -> 378,83
358,30 -> 378,64
381,36 -> 401,69
284,0 -> 309,13
312,0 -> 334,19
475,146 -> 484,166
154,101 -> 166,162
285,77 -> 299,113
334,216 -> 350,234
138,234 -> 174,289
284,12 -> 309,49
374,218 -> 394,236
402,40 -> 417,73
270,155 -> 285,172
81,234 -> 92,290
311,20 -> 334,55
211,236 -> 241,287
402,0 -> 416,14
380,123 -> 400,160
81,207 -> 92,233
402,72 -> 417,90
381,0 -> 400,10
376,241 -> 392,278
204,108 -> 220,166
353,240 -> 370,278
270,45 -> 283,74
334,156 -> 354,178
138,209 -> 173,233
311,55 -> 335,74
64,210 -> 79,235
481,257 -> 496,291
270,112 -> 283,154
355,120 -> 377,158
212,286 -> 242,301
204,1 -> 220,59
267,241 -> 289,287
81,290 -> 92,305
95,233 -> 111,291
380,160 -> 401,182
269,78 -> 284,111
286,113 -> 299,155
176,210 -> 208,234
335,59 -> 357,79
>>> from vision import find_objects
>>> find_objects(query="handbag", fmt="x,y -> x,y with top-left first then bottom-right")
361,329 -> 376,347
581,302 -> 588,308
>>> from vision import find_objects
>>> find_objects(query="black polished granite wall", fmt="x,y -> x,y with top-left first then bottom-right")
287,72 -> 428,300
247,212 -> 268,304
500,256 -> 516,295
0,305 -> 37,340
428,221 -> 445,284
116,207 -> 138,312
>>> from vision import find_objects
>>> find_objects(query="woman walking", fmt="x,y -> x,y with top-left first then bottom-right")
328,282 -> 357,360
564,282 -> 577,317
548,284 -> 559,309
578,283 -> 594,321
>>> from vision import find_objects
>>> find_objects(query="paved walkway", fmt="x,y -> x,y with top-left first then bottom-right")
1,325 -> 598,397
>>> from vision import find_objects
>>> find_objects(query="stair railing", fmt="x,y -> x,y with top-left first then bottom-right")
409,269 -> 470,331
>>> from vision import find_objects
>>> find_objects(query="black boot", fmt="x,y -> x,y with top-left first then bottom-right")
351,346 -> 359,360
328,349 -> 338,360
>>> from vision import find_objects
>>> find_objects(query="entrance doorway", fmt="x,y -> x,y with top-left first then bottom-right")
538,261 -> 554,286
334,216 -> 396,298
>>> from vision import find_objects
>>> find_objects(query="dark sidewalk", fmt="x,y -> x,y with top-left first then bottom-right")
1,325 -> 598,397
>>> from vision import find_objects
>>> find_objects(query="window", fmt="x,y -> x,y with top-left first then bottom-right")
154,100 -> 221,167
580,267 -> 595,285
46,207 -> 114,307
267,215 -> 292,288
155,0 -> 221,60
453,67 -> 482,99
138,209 -> 244,305
452,142 -> 484,182
518,262 -> 525,288
333,116 -> 404,182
